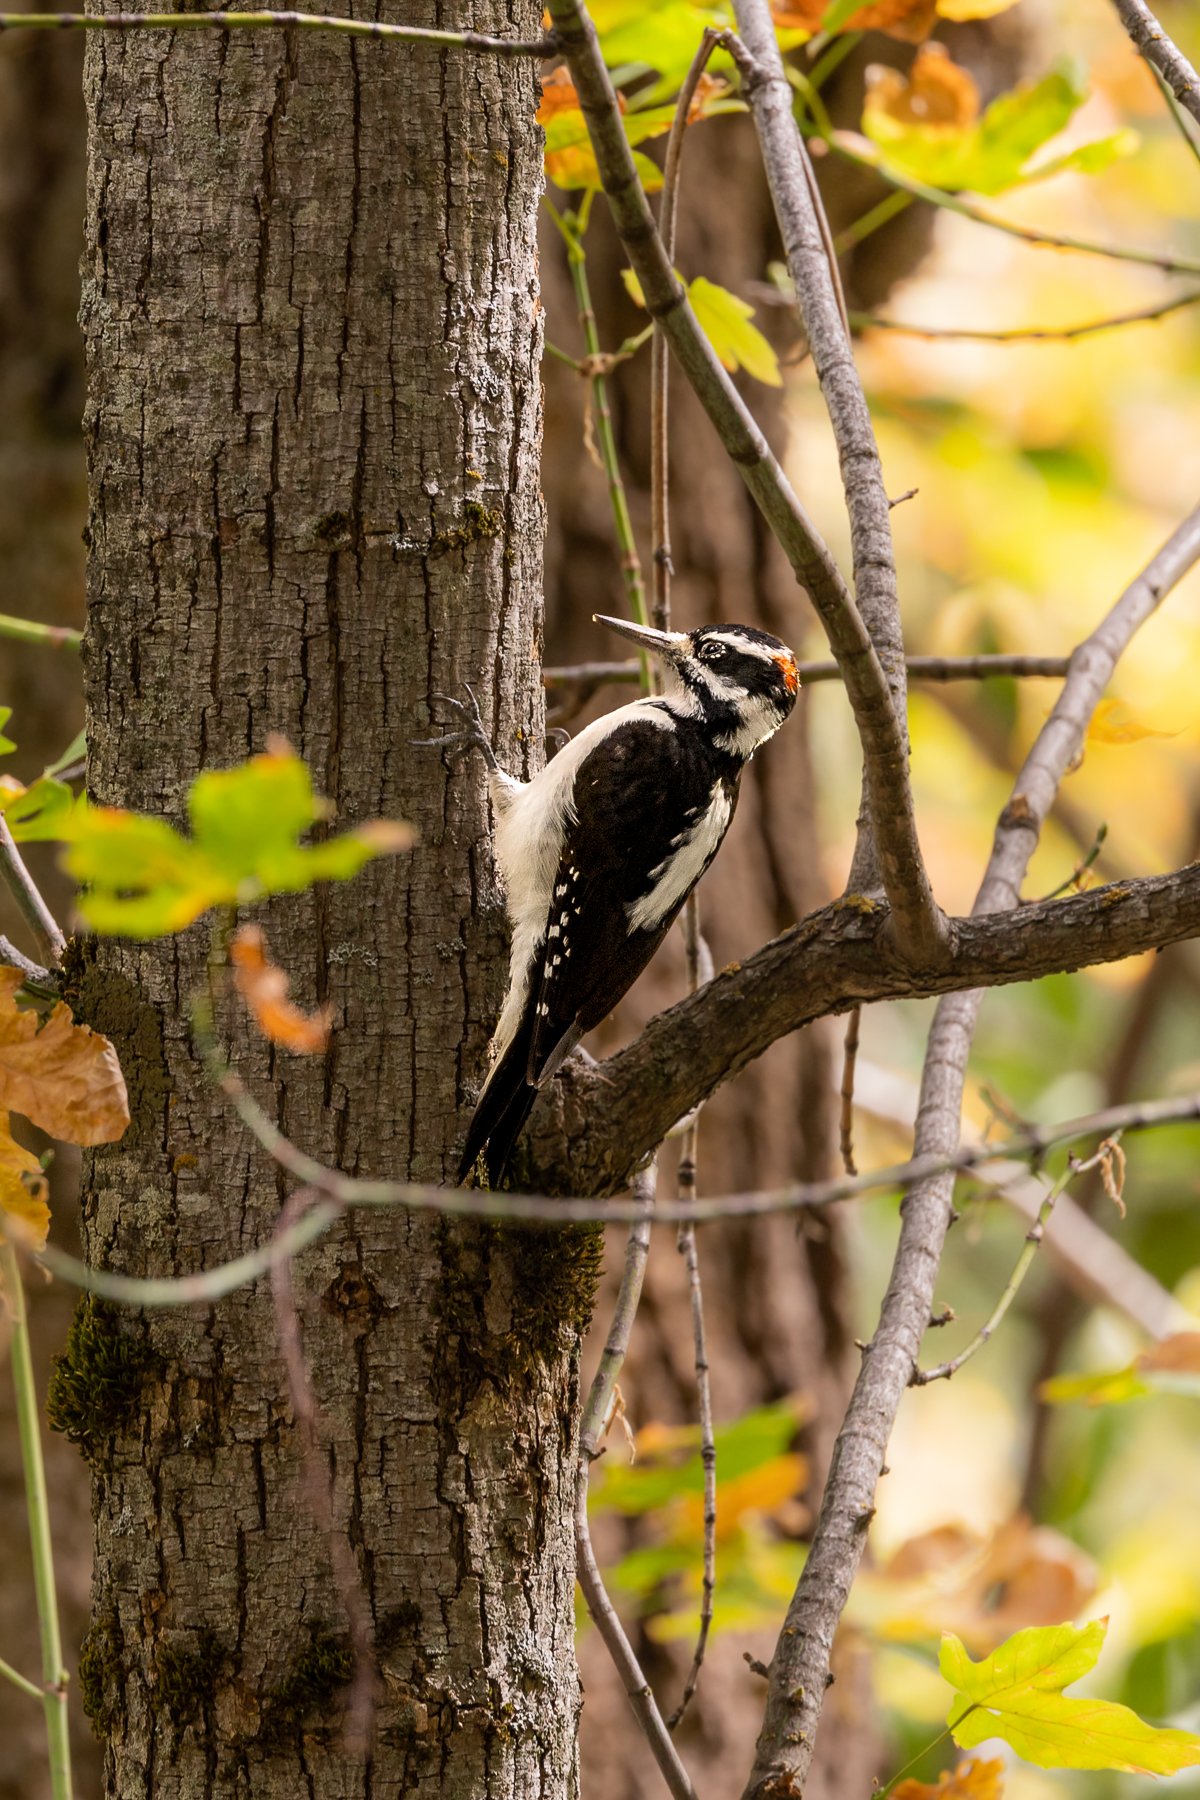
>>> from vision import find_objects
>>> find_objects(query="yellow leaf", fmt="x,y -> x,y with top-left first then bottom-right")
688,277 -> 782,386
0,1117 -> 49,1253
231,924 -> 332,1055
943,1620 -> 1200,1774
894,1757 -> 1005,1799
0,969 -> 129,1146
1086,697 -> 1180,744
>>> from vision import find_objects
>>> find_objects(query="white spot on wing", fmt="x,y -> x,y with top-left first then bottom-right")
625,786 -> 733,933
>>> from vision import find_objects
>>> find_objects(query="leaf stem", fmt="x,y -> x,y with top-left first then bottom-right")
0,9 -> 555,54
0,614 -> 82,650
2,1242 -> 73,1800
874,1725 -> 955,1799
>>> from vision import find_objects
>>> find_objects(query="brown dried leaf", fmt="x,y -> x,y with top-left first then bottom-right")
771,0 -> 938,43
0,968 -> 130,1145
870,1516 -> 1097,1651
894,1757 -> 1005,1799
865,42 -> 980,128
687,73 -> 731,123
0,1117 -> 50,1254
231,924 -> 332,1055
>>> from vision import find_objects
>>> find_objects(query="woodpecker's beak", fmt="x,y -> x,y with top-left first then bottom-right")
593,614 -> 689,665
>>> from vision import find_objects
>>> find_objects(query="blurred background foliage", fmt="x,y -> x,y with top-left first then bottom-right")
568,0 -> 1200,1792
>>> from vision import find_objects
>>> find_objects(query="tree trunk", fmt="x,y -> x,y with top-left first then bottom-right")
63,8 -> 583,1795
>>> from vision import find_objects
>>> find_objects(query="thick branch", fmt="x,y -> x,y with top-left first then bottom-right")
1109,0 -> 1200,128
742,508 -> 1200,1799
545,0 -> 942,964
538,860 -> 1200,1194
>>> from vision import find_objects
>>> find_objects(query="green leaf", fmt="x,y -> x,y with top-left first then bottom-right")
1,776 -> 81,842
941,1621 -> 1200,1774
863,63 -> 1117,197
687,277 -> 782,385
58,747 -> 415,937
0,706 -> 14,757
43,727 -> 87,780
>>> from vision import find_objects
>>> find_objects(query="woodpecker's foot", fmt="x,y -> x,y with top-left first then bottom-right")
414,684 -> 499,774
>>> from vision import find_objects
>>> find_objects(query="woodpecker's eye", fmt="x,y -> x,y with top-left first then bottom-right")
700,641 -> 726,663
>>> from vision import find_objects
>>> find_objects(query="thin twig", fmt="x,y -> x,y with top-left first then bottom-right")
0,9 -> 556,52
576,1164 -> 699,1800
1038,823 -> 1107,902
0,936 -> 54,988
0,815 -> 65,965
852,290 -> 1200,343
0,1653 -> 45,1702
1,1242 -> 72,1799
913,1140 -> 1122,1385
269,1189 -> 377,1759
26,1088 -> 1200,1311
1109,0 -> 1200,129
544,651 -> 1075,693
838,1005 -> 861,1177
743,502 -> 1200,1800
545,0 -> 941,967
0,613 -> 82,650
730,0 -> 944,958
1150,63 -> 1200,171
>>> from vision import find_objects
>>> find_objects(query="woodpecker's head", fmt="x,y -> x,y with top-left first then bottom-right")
594,615 -> 800,759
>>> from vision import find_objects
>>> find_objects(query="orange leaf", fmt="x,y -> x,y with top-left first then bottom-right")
865,42 -> 980,128
1138,1331 -> 1200,1374
0,968 -> 129,1146
894,1757 -> 1005,1799
1085,698 -> 1180,744
231,925 -> 332,1055
0,1116 -> 49,1254
771,0 -> 938,42
675,1451 -> 808,1541
688,74 -> 732,124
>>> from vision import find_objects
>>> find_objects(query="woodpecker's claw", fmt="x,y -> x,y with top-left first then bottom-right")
414,683 -> 499,774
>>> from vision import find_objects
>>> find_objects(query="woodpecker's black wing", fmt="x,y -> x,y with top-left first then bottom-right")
457,715 -> 738,1186
526,717 -> 737,1079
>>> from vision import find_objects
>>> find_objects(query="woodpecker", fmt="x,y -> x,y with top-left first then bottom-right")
429,614 -> 800,1185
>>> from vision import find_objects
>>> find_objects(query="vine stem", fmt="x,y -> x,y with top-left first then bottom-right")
2,1241 -> 73,1800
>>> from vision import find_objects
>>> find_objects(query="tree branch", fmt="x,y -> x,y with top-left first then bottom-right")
741,505 -> 1200,1800
544,0 -> 942,965
545,859 -> 1200,1194
0,9 -> 557,53
0,816 -> 65,966
729,0 -> 945,959
1109,0 -> 1200,129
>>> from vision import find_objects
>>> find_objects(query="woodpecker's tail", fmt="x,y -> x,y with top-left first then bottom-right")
456,1018 -> 538,1187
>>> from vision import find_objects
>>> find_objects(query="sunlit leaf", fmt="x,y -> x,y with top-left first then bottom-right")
861,57 -> 1121,196
942,1620 -> 1200,1773
59,745 -> 414,937
0,1119 -> 50,1254
0,774 -> 81,842
0,706 -> 14,757
893,1757 -> 1006,1799
623,269 -> 780,384
0,967 -> 129,1148
231,923 -> 332,1055
935,0 -> 1019,17
540,65 -> 670,191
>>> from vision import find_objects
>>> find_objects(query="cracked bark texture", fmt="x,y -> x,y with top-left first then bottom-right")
77,6 -> 577,1796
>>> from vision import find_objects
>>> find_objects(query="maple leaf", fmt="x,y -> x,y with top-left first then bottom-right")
231,924 -> 332,1055
942,1620 -> 1200,1774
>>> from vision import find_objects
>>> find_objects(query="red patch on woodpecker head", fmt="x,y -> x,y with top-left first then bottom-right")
773,651 -> 799,695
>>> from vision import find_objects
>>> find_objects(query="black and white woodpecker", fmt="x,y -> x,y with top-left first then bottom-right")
431,613 -> 800,1185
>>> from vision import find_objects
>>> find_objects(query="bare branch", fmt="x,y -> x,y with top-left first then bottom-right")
0,816 -> 65,966
743,502 -> 1200,1799
544,0 -> 942,965
838,1006 -> 862,1176
0,937 -> 53,988
729,0 -> 946,960
853,290 -> 1200,343
1109,0 -> 1200,129
544,652 -> 1074,697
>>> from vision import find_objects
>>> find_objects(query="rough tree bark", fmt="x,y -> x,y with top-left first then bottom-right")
59,6 -> 587,1795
